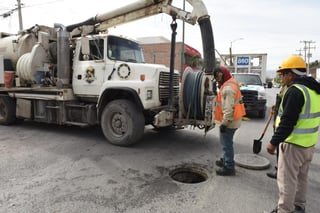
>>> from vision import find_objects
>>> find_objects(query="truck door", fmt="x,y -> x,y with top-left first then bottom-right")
72,38 -> 106,96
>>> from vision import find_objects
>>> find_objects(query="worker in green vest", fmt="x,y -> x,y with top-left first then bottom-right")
266,55 -> 320,213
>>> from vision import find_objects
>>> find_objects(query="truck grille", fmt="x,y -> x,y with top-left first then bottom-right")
241,90 -> 258,103
159,72 -> 180,105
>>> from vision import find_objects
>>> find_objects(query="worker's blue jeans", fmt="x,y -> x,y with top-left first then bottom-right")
220,128 -> 237,169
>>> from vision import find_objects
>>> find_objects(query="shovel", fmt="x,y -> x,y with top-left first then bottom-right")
253,107 -> 274,154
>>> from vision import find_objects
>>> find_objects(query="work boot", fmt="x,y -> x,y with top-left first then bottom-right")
216,166 -> 235,176
294,205 -> 305,213
266,168 -> 277,179
269,207 -> 277,213
262,206 -> 277,213
215,158 -> 224,167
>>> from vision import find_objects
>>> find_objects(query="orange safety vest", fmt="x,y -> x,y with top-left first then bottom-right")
214,78 -> 246,122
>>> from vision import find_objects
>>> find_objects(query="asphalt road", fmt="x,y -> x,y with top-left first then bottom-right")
0,88 -> 319,213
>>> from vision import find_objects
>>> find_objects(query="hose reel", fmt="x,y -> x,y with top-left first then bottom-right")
181,67 -> 212,121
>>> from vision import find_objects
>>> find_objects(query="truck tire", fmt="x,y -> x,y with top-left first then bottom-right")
100,99 -> 145,146
0,96 -> 16,125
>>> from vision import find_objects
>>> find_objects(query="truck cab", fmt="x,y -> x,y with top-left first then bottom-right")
72,33 -> 180,111
72,34 -> 182,146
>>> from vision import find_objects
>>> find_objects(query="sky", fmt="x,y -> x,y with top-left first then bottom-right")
1,0 -> 320,72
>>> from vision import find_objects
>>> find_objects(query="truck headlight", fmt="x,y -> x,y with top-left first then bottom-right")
146,90 -> 153,100
258,91 -> 266,100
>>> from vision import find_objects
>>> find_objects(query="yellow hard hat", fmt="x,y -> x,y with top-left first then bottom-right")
277,55 -> 306,72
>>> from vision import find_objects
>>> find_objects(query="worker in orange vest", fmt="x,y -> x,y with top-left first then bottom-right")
214,66 -> 246,176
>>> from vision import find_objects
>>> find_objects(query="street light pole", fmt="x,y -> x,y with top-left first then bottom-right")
229,38 -> 244,66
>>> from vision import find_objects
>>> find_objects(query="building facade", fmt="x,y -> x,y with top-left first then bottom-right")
137,36 -> 202,75
219,53 -> 267,83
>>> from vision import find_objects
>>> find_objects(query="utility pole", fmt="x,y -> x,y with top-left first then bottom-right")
300,40 -> 316,74
0,1 -> 24,31
17,0 -> 23,31
215,49 -> 227,65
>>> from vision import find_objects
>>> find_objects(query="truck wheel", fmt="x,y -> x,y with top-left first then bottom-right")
101,100 -> 145,146
0,96 -> 16,125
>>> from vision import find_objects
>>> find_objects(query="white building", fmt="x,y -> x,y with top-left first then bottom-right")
219,53 -> 267,83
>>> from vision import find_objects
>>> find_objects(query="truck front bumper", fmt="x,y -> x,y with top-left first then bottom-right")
244,99 -> 266,112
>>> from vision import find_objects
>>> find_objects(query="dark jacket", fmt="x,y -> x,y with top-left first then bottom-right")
270,76 -> 320,146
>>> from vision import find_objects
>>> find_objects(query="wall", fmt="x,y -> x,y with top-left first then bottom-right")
138,37 -> 202,76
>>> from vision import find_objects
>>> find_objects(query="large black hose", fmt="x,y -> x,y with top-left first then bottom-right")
198,17 -> 215,75
183,71 -> 204,120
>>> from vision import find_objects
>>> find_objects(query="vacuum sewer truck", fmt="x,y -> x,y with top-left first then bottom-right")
0,0 -> 216,146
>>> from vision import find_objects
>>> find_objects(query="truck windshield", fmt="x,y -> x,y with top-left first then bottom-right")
232,74 -> 262,86
107,35 -> 145,63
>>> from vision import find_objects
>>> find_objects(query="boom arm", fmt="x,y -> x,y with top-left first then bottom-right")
67,0 -> 207,32
66,0 -> 215,74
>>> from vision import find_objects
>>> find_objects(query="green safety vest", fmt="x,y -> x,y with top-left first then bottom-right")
275,84 -> 320,147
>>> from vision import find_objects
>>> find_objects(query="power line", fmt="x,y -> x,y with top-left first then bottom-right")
0,6 -> 20,18
0,0 -> 63,18
0,0 -> 24,30
295,48 -> 303,56
0,0 -> 16,10
23,0 -> 64,8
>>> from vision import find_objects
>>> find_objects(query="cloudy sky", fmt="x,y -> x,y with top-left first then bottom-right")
1,0 -> 319,71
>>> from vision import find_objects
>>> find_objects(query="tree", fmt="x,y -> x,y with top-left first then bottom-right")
190,56 -> 203,67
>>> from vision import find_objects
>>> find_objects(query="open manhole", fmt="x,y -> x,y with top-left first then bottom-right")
169,167 -> 208,184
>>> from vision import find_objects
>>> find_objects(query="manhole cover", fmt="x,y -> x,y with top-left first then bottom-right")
169,167 -> 208,184
234,153 -> 270,170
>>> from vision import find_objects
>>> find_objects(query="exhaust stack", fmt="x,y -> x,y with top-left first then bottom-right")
54,23 -> 70,87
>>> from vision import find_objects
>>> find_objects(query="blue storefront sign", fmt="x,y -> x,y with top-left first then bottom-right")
237,56 -> 250,66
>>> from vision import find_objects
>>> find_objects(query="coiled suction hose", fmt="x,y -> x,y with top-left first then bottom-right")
183,71 -> 204,120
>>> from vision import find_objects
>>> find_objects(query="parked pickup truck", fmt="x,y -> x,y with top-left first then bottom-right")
232,73 -> 267,118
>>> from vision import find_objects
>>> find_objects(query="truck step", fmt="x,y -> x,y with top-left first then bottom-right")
66,104 -> 88,108
45,105 -> 60,109
64,121 -> 89,127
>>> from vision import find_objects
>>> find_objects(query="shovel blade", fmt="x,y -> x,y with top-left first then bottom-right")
253,139 -> 262,154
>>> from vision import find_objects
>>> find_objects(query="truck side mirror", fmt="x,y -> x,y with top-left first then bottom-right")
81,37 -> 90,55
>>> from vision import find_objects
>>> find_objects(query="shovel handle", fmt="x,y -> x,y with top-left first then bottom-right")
253,107 -> 275,154
262,109 -> 274,134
